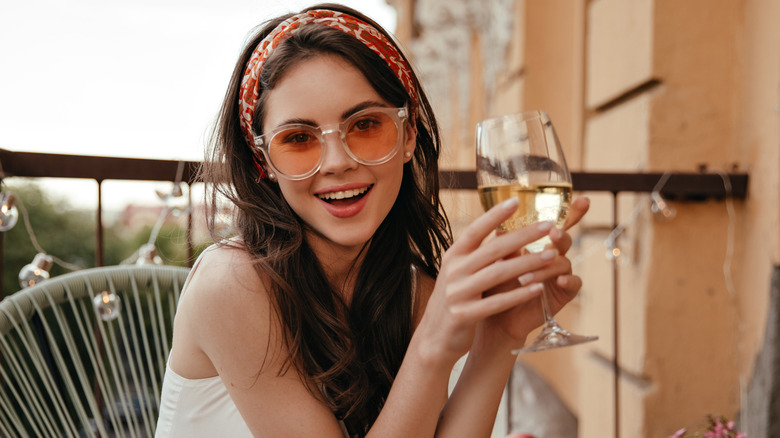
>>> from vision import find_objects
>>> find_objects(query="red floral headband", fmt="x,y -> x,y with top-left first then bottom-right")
238,9 -> 418,179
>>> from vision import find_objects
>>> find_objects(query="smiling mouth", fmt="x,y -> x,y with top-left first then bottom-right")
317,185 -> 372,203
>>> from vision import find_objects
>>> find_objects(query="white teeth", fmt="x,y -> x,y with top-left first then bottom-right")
318,186 -> 369,201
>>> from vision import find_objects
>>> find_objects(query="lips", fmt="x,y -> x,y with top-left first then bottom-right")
316,184 -> 372,218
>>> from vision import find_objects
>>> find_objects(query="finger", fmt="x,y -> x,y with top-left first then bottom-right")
451,282 -> 544,321
468,220 -> 556,270
548,227 -> 573,254
552,275 -> 583,306
450,197 -> 521,253
563,197 -> 590,231
520,254 -> 572,285
462,247 -> 560,297
556,274 -> 582,296
539,275 -> 582,317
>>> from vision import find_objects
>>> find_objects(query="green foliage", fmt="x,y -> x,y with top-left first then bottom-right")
1,181 -> 201,297
2,182 -> 96,295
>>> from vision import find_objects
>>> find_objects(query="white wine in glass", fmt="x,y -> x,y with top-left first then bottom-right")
476,110 -> 597,354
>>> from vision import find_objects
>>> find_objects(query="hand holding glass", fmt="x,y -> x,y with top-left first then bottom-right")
476,110 -> 597,354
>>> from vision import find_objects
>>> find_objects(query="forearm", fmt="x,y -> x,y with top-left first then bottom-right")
367,335 -> 452,438
435,333 -> 521,438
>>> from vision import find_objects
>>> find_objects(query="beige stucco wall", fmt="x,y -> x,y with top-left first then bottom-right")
388,0 -> 780,436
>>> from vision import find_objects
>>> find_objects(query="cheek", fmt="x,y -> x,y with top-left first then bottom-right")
276,181 -> 310,213
378,161 -> 406,199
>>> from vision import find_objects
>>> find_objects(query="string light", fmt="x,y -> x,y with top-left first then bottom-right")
155,161 -> 189,216
0,160 -> 17,232
1,158 -> 190,288
2,160 -> 82,287
93,290 -> 122,321
0,191 -> 19,232
136,243 -> 163,265
605,241 -> 623,261
650,171 -> 677,221
155,182 -> 188,216
8,194 -> 85,288
122,161 -> 189,265
572,170 -> 736,281
712,169 -> 736,297
18,253 -> 54,288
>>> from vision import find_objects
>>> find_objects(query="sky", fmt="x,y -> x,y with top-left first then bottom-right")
0,0 -> 396,209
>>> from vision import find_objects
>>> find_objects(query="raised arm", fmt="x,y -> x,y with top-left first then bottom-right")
434,197 -> 590,437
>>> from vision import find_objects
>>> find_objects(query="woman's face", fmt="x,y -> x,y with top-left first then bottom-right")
261,54 -> 415,254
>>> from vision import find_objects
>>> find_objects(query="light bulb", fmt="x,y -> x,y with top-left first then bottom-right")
650,192 -> 676,221
93,290 -> 122,321
136,243 -> 163,265
18,253 -> 54,288
156,183 -> 188,216
0,192 -> 19,232
605,245 -> 622,261
604,237 -> 626,262
604,240 -> 631,266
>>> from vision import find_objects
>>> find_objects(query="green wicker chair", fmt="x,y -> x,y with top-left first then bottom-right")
0,264 -> 190,437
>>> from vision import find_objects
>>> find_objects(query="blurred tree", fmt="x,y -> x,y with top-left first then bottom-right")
2,182 -> 97,295
0,181 -> 197,297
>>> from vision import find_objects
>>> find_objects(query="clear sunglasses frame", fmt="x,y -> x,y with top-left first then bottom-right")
253,106 -> 409,181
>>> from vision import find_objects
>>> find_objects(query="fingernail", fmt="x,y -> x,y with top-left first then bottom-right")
528,283 -> 544,294
518,272 -> 535,286
540,249 -> 558,260
537,221 -> 554,232
502,196 -> 519,210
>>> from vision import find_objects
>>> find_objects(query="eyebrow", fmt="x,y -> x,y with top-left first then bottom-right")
341,100 -> 389,119
272,100 -> 390,129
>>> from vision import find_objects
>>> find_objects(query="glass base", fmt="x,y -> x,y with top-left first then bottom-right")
512,322 -> 598,354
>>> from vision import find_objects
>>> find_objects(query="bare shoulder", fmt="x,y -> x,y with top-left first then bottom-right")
170,243 -> 276,378
178,243 -> 267,321
169,242 -> 346,436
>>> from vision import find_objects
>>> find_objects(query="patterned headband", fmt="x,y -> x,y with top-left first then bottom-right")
238,9 -> 418,179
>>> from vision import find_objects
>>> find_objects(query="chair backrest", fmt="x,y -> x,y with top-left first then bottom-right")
0,264 -> 190,438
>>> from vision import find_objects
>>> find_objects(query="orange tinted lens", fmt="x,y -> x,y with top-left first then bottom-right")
345,112 -> 398,162
268,128 -> 321,176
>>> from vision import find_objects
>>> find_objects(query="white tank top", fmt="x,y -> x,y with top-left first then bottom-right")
155,362 -> 254,437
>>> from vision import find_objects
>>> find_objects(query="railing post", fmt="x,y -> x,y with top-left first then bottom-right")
612,191 -> 620,438
0,231 -> 4,299
96,179 -> 104,267
187,183 -> 194,267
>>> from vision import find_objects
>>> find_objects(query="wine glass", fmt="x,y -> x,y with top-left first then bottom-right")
475,110 -> 598,354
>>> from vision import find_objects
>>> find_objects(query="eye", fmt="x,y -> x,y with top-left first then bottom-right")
349,113 -> 389,135
354,117 -> 380,131
278,129 -> 317,146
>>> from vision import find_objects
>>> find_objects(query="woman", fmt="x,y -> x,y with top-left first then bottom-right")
156,4 -> 588,437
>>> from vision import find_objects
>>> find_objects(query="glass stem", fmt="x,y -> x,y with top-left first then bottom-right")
540,282 -> 558,326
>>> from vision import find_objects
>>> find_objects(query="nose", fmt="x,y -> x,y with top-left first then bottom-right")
318,129 -> 358,175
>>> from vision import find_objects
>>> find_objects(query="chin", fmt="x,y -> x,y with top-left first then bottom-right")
303,222 -> 377,252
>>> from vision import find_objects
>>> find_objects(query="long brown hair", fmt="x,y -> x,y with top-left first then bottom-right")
201,4 -> 450,435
